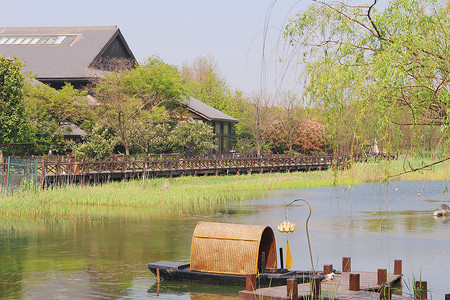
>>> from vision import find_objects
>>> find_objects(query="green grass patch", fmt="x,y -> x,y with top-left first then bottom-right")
1,158 -> 448,219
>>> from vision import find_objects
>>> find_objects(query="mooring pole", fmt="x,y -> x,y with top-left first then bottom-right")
279,247 -> 284,269
6,156 -> 10,193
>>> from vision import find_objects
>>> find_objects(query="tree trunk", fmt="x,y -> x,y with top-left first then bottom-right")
256,141 -> 261,157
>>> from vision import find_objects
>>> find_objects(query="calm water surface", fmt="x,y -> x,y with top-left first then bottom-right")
0,181 -> 449,299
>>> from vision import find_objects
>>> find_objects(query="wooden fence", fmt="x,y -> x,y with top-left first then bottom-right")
37,153 -> 396,186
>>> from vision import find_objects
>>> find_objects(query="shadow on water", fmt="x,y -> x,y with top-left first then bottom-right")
0,180 -> 448,299
147,281 -> 240,299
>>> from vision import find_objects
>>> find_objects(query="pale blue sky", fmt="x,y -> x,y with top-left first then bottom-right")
2,0 -> 311,95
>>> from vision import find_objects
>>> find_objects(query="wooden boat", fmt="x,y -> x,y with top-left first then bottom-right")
147,221 -> 323,287
147,261 -> 318,286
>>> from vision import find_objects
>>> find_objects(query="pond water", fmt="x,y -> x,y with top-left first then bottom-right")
0,181 -> 449,299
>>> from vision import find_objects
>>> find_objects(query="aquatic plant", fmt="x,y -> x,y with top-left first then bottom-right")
0,158 -> 448,219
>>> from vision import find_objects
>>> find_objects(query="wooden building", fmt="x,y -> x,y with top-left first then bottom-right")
182,97 -> 238,154
0,26 -> 136,89
0,26 -> 239,154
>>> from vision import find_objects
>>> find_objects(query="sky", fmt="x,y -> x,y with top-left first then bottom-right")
2,0 -> 312,96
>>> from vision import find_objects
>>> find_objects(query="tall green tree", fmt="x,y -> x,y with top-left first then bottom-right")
93,57 -> 187,155
70,124 -> 117,159
23,82 -> 89,154
181,55 -> 231,113
24,82 -> 88,124
169,121 -> 216,155
284,0 -> 450,156
127,120 -> 171,154
0,57 -> 30,154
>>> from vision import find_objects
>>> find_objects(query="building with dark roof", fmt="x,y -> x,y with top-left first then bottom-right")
182,97 -> 238,154
0,26 -> 239,154
0,26 -> 136,89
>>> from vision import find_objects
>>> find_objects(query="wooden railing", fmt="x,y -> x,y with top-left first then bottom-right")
37,152 -> 397,186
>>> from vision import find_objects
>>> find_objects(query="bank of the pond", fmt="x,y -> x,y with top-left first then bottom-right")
1,158 -> 448,218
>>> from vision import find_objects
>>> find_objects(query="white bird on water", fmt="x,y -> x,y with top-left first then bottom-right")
433,204 -> 449,217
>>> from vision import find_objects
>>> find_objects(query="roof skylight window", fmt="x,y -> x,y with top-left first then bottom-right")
54,36 -> 65,44
61,36 -> 75,44
13,38 -> 24,44
29,37 -> 40,44
6,37 -> 17,44
0,35 -> 77,45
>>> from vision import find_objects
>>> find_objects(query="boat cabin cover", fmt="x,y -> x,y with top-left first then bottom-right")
190,222 -> 277,275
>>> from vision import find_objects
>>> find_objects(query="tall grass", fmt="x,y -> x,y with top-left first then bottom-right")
1,158 -> 448,219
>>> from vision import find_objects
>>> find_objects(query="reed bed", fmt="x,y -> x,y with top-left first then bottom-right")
1,158 -> 448,219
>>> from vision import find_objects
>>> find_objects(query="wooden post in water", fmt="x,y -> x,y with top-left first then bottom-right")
342,257 -> 351,272
246,274 -> 256,291
379,284 -> 392,300
156,268 -> 160,283
42,158 -> 47,187
279,248 -> 284,269
324,264 -> 333,275
394,259 -> 402,275
378,268 -> 387,285
349,273 -> 360,291
286,278 -> 298,299
415,281 -> 427,300
310,276 -> 321,300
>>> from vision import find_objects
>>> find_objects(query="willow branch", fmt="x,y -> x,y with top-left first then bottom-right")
367,0 -> 382,38
313,0 -> 384,39
390,156 -> 450,178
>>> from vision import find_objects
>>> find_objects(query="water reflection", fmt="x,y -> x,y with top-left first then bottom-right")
0,181 -> 448,299
0,218 -> 196,299
147,282 -> 240,299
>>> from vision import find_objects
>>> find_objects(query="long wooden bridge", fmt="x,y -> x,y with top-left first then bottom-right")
37,153 -> 394,186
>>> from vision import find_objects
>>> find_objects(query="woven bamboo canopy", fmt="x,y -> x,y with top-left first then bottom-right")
190,221 -> 277,275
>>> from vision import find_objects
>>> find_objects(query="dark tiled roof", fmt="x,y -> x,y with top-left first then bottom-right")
183,97 -> 238,123
60,121 -> 86,137
0,26 -> 135,80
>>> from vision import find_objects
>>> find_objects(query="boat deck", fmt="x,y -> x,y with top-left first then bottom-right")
238,271 -> 408,300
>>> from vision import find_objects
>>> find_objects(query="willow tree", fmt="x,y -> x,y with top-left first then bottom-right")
284,0 -> 450,158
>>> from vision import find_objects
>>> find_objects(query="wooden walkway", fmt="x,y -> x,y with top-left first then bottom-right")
37,154 -> 335,186
238,271 -> 406,300
35,153 -> 397,186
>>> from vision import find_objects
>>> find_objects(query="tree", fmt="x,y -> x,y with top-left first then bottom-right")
24,82 -> 88,124
284,0 -> 450,156
181,55 -> 231,113
169,121 -> 216,155
295,118 -> 329,154
0,57 -> 30,154
239,92 -> 273,156
277,92 -> 303,152
70,124 -> 117,159
23,82 -> 89,154
263,108 -> 329,154
93,57 -> 187,155
127,120 -> 171,154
